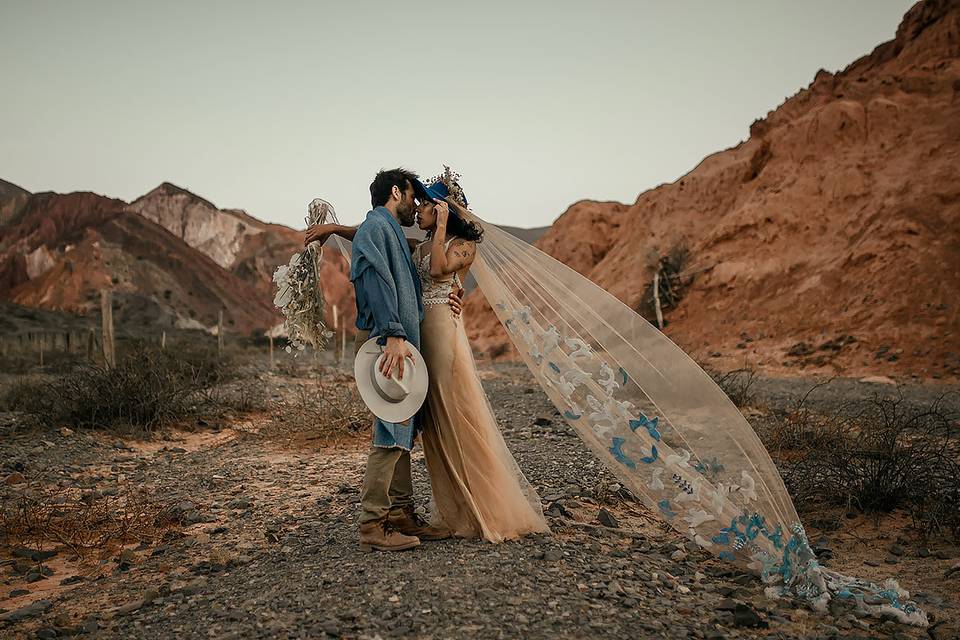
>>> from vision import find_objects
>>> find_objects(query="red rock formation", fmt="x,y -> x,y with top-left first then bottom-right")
0,178 -> 31,227
466,0 -> 960,380
128,182 -> 356,334
0,191 -> 278,335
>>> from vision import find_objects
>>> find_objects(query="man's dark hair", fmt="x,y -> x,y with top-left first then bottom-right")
370,168 -> 420,208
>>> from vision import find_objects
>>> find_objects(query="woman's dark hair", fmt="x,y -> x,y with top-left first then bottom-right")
443,208 -> 484,243
370,168 -> 419,208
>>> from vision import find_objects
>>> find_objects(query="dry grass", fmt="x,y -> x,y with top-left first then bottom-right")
262,368 -> 369,446
712,367 -> 759,408
760,387 -> 960,540
0,342 -> 259,433
0,484 -> 175,559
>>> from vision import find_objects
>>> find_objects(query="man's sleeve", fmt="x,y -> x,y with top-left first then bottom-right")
355,267 -> 406,345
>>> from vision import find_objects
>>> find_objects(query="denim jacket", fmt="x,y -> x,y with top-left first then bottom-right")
350,207 -> 424,450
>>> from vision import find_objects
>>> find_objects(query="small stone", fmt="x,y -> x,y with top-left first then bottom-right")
918,547 -> 931,558
0,599 -> 52,622
864,558 -> 880,567
178,578 -> 207,595
533,416 -> 552,426
59,427 -> 74,436
716,598 -> 737,611
36,629 -> 58,640
544,549 -> 563,562
9,589 -> 29,597
935,549 -> 954,560
884,556 -> 899,565
116,599 -> 145,615
597,508 -> 620,528
671,550 -> 687,562
732,603 -> 766,628
12,559 -> 33,574
3,472 -> 26,485
889,543 -> 905,556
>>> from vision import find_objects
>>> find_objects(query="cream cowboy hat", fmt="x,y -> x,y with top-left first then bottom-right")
354,337 -> 429,423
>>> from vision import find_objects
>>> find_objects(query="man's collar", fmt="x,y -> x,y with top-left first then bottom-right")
372,206 -> 399,225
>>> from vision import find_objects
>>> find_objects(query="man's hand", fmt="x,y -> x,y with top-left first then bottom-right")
381,336 -> 412,380
304,223 -> 335,247
448,288 -> 464,317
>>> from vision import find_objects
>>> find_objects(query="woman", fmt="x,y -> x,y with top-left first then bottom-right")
411,172 -> 549,542
305,169 -> 549,543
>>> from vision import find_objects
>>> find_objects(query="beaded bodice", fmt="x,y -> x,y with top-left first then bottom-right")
415,240 -> 463,307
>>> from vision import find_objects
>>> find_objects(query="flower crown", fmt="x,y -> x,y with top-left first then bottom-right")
426,165 -> 469,209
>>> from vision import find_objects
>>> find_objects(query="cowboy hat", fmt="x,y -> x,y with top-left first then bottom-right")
354,337 -> 429,423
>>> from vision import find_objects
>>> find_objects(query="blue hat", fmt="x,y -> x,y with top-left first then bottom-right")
413,177 -> 468,207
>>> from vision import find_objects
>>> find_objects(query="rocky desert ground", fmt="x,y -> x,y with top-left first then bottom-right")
1,347 -> 958,640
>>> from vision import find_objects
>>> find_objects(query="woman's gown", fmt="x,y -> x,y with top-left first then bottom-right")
414,239 -> 550,542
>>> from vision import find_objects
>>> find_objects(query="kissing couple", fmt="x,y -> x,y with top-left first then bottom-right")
305,167 -> 549,552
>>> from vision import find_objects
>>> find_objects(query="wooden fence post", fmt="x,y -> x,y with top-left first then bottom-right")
100,290 -> 116,368
653,271 -> 664,330
333,304 -> 341,364
217,310 -> 224,354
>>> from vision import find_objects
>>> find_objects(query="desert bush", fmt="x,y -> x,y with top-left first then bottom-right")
486,342 -> 511,360
638,243 -> 694,325
1,342 -> 243,432
763,389 -> 960,540
0,349 -> 89,375
712,368 -> 758,408
264,369 -> 368,445
0,484 -> 173,556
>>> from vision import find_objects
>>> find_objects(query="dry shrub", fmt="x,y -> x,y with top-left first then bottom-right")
0,484 -> 174,557
0,349 -> 88,375
486,342 -> 511,359
266,369 -> 368,445
762,388 -> 960,540
638,243 -> 694,324
712,368 -> 758,408
1,342 -> 242,432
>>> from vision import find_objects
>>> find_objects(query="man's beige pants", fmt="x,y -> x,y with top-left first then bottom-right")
354,329 -> 415,524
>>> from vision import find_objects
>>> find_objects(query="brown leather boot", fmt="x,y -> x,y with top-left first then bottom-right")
359,518 -> 420,552
388,506 -> 452,541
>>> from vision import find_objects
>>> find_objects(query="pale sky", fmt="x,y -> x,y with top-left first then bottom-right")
1,0 -> 913,229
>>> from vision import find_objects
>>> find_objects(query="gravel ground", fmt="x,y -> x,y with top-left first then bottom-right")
1,362 -> 958,639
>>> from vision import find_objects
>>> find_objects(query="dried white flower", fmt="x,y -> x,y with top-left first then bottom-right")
272,198 -> 338,356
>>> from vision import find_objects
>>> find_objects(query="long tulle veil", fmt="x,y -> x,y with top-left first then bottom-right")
325,200 -> 925,625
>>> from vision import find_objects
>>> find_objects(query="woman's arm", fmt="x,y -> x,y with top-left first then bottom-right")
303,223 -> 357,247
429,200 -> 477,279
428,202 -> 477,278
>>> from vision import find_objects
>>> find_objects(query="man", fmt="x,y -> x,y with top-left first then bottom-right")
341,168 -> 452,552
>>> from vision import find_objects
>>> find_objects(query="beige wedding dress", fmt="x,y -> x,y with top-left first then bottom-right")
414,239 -> 549,542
